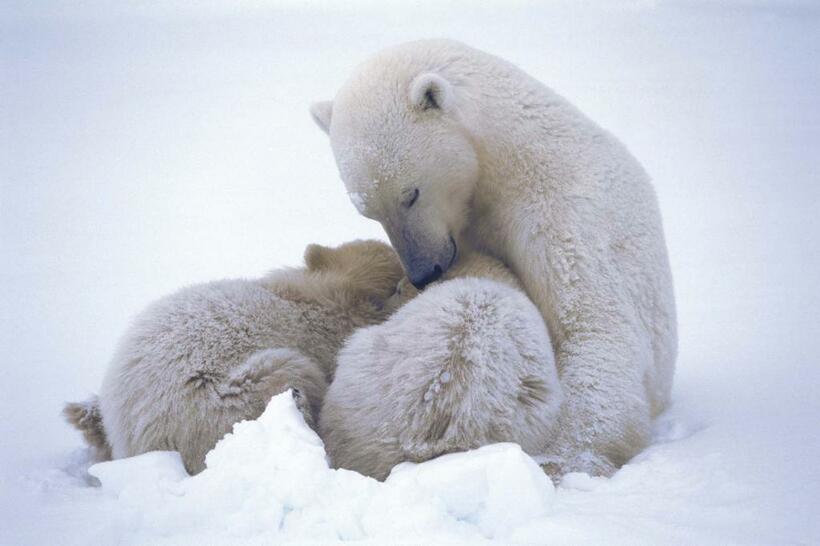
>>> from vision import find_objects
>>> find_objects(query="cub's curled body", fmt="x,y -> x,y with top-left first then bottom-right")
322,250 -> 564,480
64,240 -> 403,474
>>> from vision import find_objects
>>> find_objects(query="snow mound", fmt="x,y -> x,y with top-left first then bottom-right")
88,392 -> 554,544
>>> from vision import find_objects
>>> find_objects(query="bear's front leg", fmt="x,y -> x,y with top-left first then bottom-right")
509,232 -> 660,479
538,321 -> 653,479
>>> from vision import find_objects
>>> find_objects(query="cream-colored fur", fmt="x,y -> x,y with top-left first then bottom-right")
312,40 -> 677,477
387,248 -> 526,309
64,240 -> 403,474
321,250 -> 563,480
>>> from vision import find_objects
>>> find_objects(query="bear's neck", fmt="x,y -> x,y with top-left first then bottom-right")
449,53 -> 643,346
452,54 -> 631,246
472,78 -> 602,192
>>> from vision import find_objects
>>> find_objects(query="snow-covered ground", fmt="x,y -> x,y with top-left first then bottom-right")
2,1 -> 819,543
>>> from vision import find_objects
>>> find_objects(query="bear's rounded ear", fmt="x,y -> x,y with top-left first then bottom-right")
304,243 -> 331,270
409,73 -> 453,111
310,101 -> 333,135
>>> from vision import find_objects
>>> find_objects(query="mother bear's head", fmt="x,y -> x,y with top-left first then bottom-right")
310,47 -> 479,288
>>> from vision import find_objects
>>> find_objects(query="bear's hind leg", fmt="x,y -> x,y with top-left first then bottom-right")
394,281 -> 563,464
321,278 -> 562,480
224,347 -> 327,428
180,347 -> 328,473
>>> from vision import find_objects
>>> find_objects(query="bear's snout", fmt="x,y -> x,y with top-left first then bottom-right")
406,236 -> 457,289
410,264 -> 443,289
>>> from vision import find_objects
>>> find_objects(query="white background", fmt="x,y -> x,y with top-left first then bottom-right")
2,1 -> 819,543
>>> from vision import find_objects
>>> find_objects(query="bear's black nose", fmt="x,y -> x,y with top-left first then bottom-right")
411,264 -> 443,289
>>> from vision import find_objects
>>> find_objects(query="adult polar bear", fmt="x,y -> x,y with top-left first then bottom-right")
310,40 -> 676,477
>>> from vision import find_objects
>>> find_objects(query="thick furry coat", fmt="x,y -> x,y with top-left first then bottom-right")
321,251 -> 563,480
311,39 -> 677,476
65,240 -> 403,474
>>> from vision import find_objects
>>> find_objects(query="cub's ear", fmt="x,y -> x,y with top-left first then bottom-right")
304,244 -> 332,270
310,101 -> 333,135
409,73 -> 453,111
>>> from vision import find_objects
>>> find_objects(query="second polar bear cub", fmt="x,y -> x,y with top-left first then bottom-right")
321,250 -> 563,480
64,240 -> 403,474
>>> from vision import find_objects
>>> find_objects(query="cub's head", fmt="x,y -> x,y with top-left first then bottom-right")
304,239 -> 404,304
311,49 -> 479,288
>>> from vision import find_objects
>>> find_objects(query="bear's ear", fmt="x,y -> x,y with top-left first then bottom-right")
310,101 -> 333,135
409,73 -> 453,111
304,243 -> 331,270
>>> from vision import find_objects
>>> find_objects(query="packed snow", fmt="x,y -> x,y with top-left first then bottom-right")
2,1 -> 819,544
85,392 -> 553,544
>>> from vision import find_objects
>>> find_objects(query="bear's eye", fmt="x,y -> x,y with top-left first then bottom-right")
403,188 -> 420,209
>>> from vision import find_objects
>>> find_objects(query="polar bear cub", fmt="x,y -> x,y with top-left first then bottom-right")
64,240 -> 403,474
321,250 -> 563,480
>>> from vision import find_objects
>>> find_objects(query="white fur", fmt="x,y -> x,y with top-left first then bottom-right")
321,269 -> 562,480
313,40 -> 677,476
72,241 -> 403,474
409,73 -> 453,110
